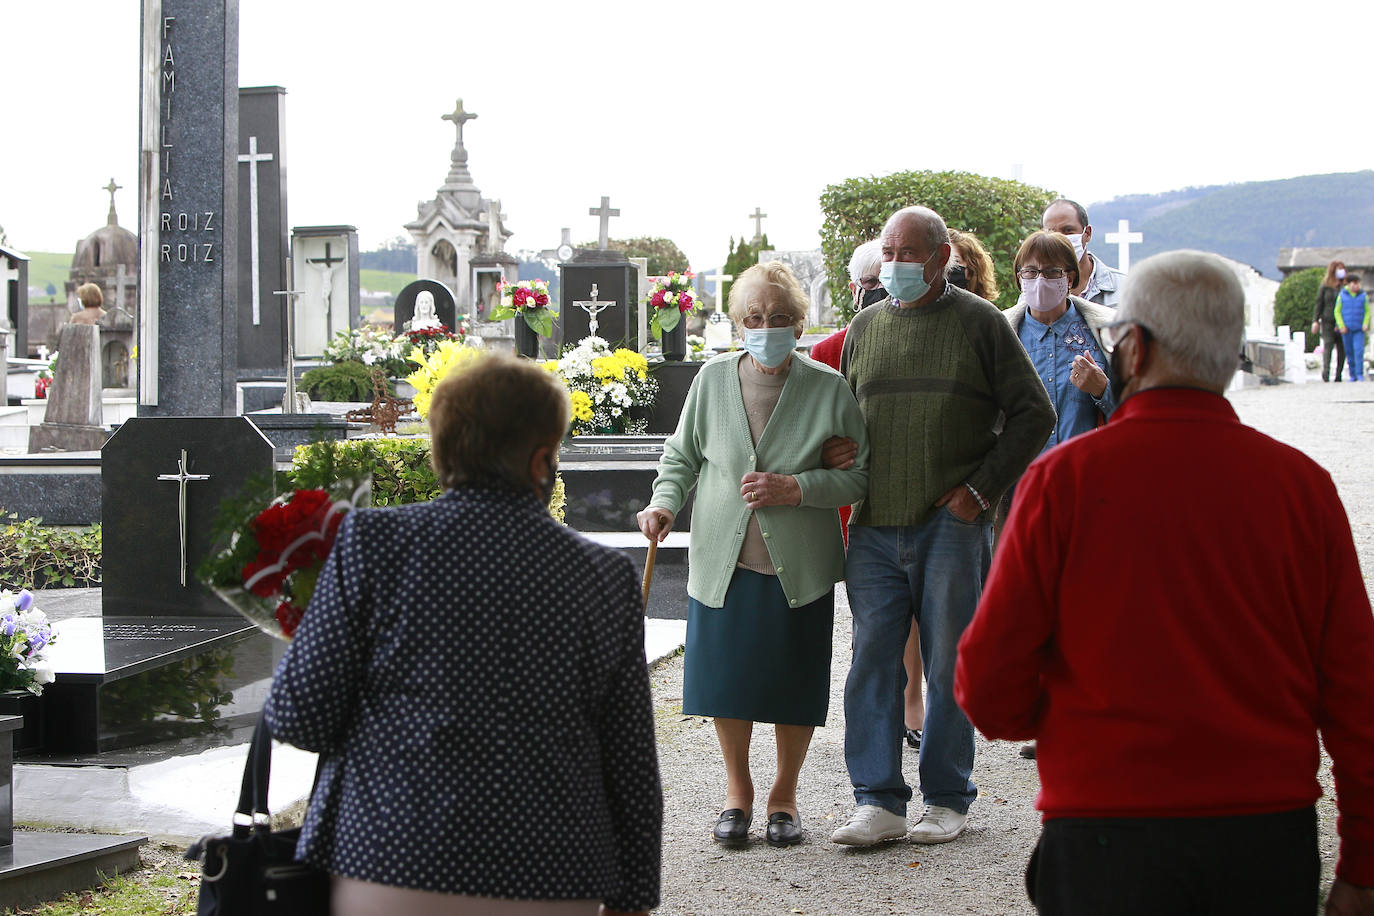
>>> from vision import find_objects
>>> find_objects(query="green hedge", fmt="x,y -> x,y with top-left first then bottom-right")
299,362 -> 396,401
1273,267 -> 1325,352
0,515 -> 101,588
820,170 -> 1056,323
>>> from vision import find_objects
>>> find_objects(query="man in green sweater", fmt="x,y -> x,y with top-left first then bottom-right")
832,206 -> 1054,847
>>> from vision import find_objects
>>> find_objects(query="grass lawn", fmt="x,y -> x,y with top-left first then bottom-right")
359,269 -> 416,297
14,252 -> 71,304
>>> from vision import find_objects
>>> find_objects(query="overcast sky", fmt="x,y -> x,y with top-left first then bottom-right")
3,0 -> 1370,276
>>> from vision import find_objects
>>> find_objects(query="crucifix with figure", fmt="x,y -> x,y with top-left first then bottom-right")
306,242 -> 346,334
574,284 -> 615,339
157,449 -> 211,586
589,196 -> 620,250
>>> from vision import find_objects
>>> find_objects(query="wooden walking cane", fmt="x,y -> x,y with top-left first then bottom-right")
641,540 -> 659,608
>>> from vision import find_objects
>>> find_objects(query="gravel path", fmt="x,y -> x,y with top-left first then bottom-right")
648,380 -> 1364,915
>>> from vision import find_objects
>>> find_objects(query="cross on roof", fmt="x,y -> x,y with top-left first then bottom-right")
749,207 -> 767,244
589,196 -> 620,250
441,98 -> 478,148
104,177 -> 123,225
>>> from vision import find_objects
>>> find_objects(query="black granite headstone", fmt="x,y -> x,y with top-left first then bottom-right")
102,417 -> 273,616
559,255 -> 638,349
139,0 -> 239,417
0,245 -> 28,359
235,86 -> 289,372
394,279 -> 458,332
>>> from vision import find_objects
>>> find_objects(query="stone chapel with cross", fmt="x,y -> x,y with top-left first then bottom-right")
404,98 -> 516,324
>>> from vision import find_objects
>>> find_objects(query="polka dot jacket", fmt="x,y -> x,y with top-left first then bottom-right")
264,485 -> 663,912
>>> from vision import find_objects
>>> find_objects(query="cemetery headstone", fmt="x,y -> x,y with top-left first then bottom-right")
138,0 -> 240,416
28,324 -> 107,452
236,86 -> 290,372
290,226 -> 359,357
0,245 -> 28,360
394,279 -> 458,333
102,416 -> 274,616
560,257 -> 637,348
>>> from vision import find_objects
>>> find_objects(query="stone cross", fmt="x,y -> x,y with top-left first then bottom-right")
1104,219 -> 1143,272
273,288 -> 305,414
574,283 -> 614,338
589,196 -> 620,250
156,449 -> 211,587
442,98 -> 478,149
237,136 -> 274,325
708,270 -> 733,313
749,207 -> 767,245
104,177 -> 123,224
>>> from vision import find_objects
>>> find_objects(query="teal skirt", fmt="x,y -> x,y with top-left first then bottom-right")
682,568 -> 834,726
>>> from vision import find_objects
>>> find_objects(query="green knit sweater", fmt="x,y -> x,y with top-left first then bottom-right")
840,285 -> 1054,527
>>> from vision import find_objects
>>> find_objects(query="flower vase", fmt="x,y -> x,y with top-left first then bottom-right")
0,689 -> 44,756
515,315 -> 540,358
661,319 -> 687,362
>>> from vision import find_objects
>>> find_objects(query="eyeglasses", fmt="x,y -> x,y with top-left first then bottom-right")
1017,267 -> 1070,281
1100,320 -> 1153,357
742,313 -> 796,329
857,276 -> 882,290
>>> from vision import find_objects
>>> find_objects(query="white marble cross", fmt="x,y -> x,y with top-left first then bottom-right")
1104,219 -> 1143,272
238,136 -> 274,325
589,196 -> 620,250
574,283 -> 614,338
157,449 -> 211,587
708,270 -> 732,313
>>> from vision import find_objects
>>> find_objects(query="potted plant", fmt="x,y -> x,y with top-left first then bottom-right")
540,339 -> 658,437
489,279 -> 557,358
646,271 -> 698,361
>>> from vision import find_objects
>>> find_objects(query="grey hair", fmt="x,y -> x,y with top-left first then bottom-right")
1117,250 -> 1245,391
883,206 -> 951,273
847,239 -> 883,283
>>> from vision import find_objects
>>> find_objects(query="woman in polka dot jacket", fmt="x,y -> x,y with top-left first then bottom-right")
267,354 -> 662,916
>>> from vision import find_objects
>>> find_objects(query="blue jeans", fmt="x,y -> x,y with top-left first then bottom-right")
1344,330 -> 1365,381
843,512 -> 992,816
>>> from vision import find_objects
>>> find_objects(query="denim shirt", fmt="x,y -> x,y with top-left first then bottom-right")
1018,305 -> 1115,452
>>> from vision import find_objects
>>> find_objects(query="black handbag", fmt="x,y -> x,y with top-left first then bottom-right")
185,714 -> 331,915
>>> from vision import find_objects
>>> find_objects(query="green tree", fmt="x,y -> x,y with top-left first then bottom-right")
1273,267 -> 1325,352
582,237 -> 690,275
715,233 -> 771,310
820,170 -> 1056,323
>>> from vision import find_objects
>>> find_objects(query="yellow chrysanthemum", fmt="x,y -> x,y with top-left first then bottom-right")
569,390 -> 595,422
406,340 -> 485,419
614,348 -> 649,379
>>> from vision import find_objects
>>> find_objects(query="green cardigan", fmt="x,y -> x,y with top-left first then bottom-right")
648,352 -> 870,609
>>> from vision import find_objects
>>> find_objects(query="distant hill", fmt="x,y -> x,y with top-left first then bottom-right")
1084,171 -> 1374,278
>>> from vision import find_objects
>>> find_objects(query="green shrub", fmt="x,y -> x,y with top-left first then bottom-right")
820,170 -> 1056,323
291,438 -> 566,522
0,515 -> 101,588
1273,267 -> 1325,351
299,362 -> 395,401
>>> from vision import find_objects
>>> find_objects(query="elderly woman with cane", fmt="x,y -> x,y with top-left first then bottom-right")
637,261 -> 869,848
267,353 -> 662,916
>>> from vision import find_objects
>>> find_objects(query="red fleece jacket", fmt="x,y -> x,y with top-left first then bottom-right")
956,388 -> 1374,886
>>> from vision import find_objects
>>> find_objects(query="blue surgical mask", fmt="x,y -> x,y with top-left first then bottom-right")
742,327 -> 797,368
879,260 -> 932,303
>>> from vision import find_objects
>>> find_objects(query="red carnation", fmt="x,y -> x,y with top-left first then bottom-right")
679,294 -> 694,313
274,600 -> 304,638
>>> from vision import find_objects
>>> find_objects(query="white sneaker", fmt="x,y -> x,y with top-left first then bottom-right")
830,804 -> 908,846
908,805 -> 968,844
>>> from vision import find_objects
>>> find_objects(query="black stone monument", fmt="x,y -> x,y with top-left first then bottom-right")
102,417 -> 274,616
559,251 -> 639,349
235,86 -> 289,374
394,279 -> 458,332
138,0 -> 240,417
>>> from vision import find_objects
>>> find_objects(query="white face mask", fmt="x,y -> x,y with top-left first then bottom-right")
1064,233 -> 1086,261
1021,276 -> 1070,313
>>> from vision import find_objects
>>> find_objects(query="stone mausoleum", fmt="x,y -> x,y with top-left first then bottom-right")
62,181 -> 137,388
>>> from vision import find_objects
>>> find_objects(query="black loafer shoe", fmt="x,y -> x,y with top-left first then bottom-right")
766,811 -> 803,847
712,808 -> 752,846
904,728 -> 922,751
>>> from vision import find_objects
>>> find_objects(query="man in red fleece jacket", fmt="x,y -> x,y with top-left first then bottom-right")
956,250 -> 1374,915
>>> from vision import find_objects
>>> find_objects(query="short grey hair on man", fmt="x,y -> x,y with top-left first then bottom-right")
883,206 -> 952,266
1117,250 -> 1244,391
847,239 -> 883,283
